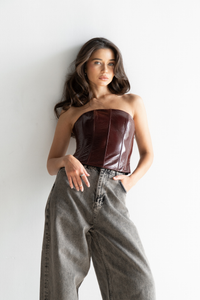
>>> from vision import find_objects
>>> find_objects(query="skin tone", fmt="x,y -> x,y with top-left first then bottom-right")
84,47 -> 115,98
47,48 -> 154,193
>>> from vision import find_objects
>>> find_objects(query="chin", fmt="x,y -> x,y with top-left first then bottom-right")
89,79 -> 112,87
98,79 -> 112,85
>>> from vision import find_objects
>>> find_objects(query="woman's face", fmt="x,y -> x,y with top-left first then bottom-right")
85,48 -> 115,87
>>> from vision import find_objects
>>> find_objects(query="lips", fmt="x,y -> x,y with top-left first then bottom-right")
99,76 -> 108,80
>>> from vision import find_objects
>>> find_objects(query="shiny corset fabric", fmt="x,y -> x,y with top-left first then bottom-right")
72,109 -> 135,174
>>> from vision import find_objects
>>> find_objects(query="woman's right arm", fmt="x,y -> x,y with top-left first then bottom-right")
46,109 -> 90,191
47,109 -> 73,175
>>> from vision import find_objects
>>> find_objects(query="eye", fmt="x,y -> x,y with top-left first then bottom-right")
94,61 -> 101,65
108,63 -> 115,66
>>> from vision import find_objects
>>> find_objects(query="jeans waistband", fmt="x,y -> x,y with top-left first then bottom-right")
82,164 -> 127,176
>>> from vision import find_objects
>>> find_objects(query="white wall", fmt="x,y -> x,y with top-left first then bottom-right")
0,0 -> 200,299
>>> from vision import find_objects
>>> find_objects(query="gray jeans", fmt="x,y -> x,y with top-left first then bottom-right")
40,165 -> 156,300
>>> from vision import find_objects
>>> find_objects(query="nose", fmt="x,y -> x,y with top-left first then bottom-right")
101,63 -> 108,73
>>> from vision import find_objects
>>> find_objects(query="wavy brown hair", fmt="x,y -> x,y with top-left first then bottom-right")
54,37 -> 130,120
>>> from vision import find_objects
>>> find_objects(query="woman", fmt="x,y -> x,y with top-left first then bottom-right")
40,37 -> 156,300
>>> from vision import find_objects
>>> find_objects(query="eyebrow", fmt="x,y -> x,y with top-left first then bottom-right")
91,58 -> 116,61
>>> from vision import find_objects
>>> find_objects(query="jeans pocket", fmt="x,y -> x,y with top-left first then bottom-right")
119,180 -> 127,194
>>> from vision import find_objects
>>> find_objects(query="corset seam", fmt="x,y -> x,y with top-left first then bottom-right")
103,109 -> 112,167
118,117 -> 127,171
86,111 -> 95,164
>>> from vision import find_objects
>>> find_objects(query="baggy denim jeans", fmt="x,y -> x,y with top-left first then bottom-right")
40,165 -> 156,300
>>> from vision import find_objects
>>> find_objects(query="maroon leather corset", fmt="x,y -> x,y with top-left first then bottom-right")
72,109 -> 135,174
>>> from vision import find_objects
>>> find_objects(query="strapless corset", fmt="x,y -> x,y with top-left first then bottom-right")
72,109 -> 135,174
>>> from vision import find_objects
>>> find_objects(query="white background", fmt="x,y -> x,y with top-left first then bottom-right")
0,0 -> 200,299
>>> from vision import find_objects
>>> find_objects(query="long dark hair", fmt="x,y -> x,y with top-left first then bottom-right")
54,37 -> 130,119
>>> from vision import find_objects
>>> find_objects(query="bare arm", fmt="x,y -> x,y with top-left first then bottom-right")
47,109 -> 90,191
129,95 -> 154,185
113,95 -> 154,191
47,110 -> 72,175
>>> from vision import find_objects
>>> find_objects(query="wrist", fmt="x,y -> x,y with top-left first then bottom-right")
62,154 -> 73,165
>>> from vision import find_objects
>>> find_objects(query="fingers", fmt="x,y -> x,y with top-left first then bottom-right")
112,175 -> 126,180
72,176 -> 82,191
68,176 -> 74,189
81,169 -> 90,188
66,167 -> 90,192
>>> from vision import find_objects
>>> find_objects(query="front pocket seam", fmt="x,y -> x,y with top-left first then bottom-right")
119,180 -> 127,193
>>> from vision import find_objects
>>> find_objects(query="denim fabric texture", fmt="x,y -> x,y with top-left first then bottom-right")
40,165 -> 156,300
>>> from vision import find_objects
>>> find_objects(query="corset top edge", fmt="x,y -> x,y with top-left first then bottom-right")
72,108 -> 134,131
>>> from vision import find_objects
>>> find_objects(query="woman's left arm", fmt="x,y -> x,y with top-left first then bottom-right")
113,94 -> 154,192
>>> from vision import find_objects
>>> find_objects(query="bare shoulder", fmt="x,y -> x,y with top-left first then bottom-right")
60,107 -> 74,118
125,93 -> 143,104
124,93 -> 145,118
59,107 -> 76,123
59,106 -> 87,130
